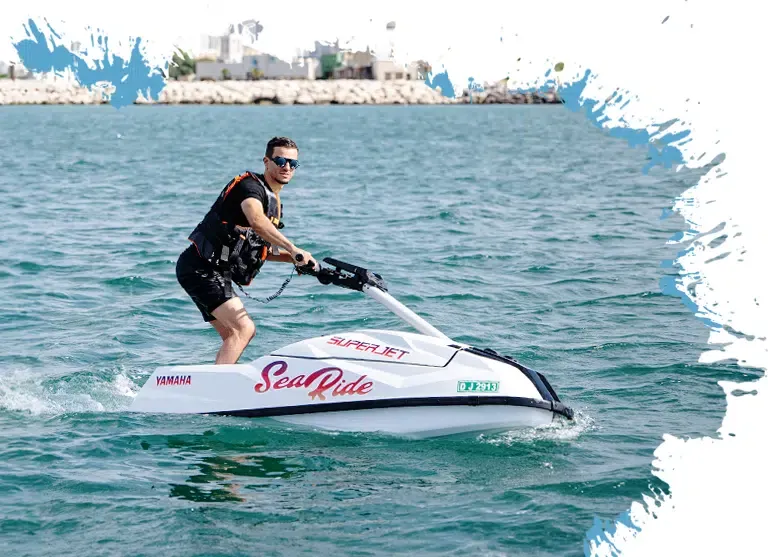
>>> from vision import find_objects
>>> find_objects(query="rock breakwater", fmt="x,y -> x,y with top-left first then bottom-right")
0,78 -> 561,106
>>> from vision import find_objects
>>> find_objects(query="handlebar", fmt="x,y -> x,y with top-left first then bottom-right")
293,253 -> 318,276
292,254 -> 387,292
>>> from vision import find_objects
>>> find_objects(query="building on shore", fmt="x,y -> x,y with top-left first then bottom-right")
0,62 -> 31,80
198,33 -> 245,64
195,53 -> 320,81
194,53 -> 425,82
371,59 -> 421,81
189,27 -> 426,83
327,50 -> 375,79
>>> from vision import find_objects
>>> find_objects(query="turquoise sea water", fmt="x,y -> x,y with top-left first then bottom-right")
0,104 -> 755,556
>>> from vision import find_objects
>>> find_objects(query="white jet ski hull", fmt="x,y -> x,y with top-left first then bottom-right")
271,405 -> 554,439
129,328 -> 572,438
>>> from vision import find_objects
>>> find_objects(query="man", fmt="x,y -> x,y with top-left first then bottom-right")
176,136 -> 318,364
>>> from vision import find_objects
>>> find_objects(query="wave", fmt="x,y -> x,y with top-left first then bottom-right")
0,367 -> 139,416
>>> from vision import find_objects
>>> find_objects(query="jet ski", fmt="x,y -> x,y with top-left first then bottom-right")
130,257 -> 574,438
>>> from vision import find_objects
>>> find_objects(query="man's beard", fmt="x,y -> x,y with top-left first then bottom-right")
274,173 -> 291,184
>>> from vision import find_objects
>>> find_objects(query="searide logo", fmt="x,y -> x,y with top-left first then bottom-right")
156,375 -> 191,386
254,360 -> 374,401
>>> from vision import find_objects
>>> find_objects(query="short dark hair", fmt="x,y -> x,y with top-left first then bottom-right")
265,136 -> 298,158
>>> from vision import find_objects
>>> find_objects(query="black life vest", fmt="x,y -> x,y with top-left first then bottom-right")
188,171 -> 282,288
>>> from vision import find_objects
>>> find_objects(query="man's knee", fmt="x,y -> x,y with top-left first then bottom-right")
238,319 -> 256,342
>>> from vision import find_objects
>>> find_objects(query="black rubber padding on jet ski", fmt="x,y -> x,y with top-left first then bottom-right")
462,347 -> 560,403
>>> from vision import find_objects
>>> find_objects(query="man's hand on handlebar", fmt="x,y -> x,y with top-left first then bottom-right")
291,249 -> 319,273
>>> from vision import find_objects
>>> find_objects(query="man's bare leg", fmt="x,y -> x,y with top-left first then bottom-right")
211,320 -> 234,342
210,298 -> 256,364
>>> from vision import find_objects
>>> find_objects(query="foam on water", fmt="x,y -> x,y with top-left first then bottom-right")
0,367 -> 139,415
478,411 -> 597,445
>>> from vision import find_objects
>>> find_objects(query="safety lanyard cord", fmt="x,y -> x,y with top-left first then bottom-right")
235,267 -> 296,304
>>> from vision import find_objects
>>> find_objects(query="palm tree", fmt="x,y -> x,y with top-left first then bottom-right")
168,48 -> 196,79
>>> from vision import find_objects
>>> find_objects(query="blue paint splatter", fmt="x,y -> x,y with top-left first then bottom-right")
425,67 -> 690,174
12,18 -> 167,109
45,21 -> 63,41
669,231 -> 686,242
584,510 -> 640,556
514,70 -> 689,174
660,207 -> 675,220
659,275 -> 721,329
424,70 -> 456,98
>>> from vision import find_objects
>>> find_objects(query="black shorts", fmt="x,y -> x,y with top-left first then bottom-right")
176,244 -> 237,322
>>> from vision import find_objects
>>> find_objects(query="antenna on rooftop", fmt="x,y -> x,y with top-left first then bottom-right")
385,21 -> 396,59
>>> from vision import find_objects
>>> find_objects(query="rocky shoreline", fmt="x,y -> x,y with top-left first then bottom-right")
0,78 -> 561,106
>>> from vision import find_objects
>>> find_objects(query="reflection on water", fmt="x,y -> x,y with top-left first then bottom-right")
160,429 -> 311,504
169,453 -> 308,503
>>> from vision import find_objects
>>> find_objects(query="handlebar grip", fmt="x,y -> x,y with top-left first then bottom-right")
297,263 -> 318,276
294,253 -> 318,276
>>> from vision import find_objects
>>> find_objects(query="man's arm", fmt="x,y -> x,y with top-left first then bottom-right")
240,198 -> 315,267
266,248 -> 294,263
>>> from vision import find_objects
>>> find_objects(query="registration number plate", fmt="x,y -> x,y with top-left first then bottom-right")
457,380 -> 499,393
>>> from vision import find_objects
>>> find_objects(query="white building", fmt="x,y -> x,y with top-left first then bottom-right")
371,60 -> 421,80
195,53 -> 320,81
198,33 -> 245,63
220,33 -> 244,63
249,54 -> 320,79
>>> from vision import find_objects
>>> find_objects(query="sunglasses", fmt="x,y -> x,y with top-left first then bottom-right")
271,156 -> 300,170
